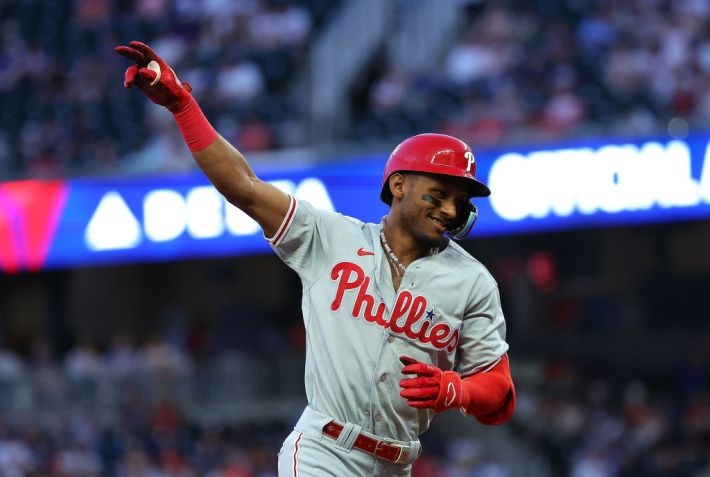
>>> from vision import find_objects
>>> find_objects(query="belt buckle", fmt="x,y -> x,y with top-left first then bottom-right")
393,443 -> 411,465
376,441 -> 410,465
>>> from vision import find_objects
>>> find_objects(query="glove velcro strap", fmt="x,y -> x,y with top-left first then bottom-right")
434,372 -> 465,413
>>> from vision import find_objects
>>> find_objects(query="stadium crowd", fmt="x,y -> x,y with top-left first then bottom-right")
0,0 -> 708,180
356,0 -> 710,145
0,336 -> 709,476
0,0 -> 337,179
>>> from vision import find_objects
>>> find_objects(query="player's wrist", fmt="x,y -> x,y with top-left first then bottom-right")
167,88 -> 194,114
172,96 -> 219,152
430,371 -> 464,413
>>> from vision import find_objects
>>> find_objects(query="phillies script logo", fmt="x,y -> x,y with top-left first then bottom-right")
330,262 -> 459,352
0,180 -> 68,273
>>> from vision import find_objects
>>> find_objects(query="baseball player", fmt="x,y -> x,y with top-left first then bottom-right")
116,41 -> 515,476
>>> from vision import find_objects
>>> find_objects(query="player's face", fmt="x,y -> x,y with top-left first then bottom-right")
399,173 -> 469,248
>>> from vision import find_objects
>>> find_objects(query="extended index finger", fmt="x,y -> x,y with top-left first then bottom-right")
129,41 -> 164,65
399,356 -> 419,366
115,45 -> 146,64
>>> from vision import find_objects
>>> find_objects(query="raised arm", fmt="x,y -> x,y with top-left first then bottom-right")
115,41 -> 290,237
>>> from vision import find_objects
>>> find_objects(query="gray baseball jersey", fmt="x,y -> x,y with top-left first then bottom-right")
269,196 -> 508,470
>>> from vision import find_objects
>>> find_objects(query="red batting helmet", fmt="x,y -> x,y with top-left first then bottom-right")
379,133 -> 490,205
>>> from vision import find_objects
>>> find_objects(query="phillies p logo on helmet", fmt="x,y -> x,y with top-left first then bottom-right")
464,151 -> 475,172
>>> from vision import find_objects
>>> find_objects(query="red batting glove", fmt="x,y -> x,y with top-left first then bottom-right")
115,41 -> 193,112
399,356 -> 468,413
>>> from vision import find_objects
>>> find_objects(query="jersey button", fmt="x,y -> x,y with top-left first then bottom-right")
379,373 -> 388,382
374,413 -> 382,422
387,336 -> 395,343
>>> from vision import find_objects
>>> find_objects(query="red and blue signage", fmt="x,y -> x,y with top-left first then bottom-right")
1,133 -> 709,273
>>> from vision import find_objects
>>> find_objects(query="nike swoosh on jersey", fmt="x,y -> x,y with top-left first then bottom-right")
357,248 -> 375,256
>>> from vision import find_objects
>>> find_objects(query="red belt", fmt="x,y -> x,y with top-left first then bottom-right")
322,420 -> 412,465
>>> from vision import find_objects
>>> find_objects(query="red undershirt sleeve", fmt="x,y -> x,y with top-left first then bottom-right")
460,354 -> 516,425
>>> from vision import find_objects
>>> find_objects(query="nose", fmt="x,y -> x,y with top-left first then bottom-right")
440,198 -> 458,220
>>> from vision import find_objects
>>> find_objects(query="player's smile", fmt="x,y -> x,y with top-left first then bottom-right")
423,215 -> 450,240
407,173 -> 468,238
427,215 -> 448,234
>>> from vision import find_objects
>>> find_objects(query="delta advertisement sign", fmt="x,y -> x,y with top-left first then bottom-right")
1,133 -> 709,273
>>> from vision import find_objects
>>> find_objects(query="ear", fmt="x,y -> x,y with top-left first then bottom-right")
388,173 -> 406,201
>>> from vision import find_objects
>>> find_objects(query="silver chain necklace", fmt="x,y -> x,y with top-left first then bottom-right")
379,217 -> 440,280
380,229 -> 406,279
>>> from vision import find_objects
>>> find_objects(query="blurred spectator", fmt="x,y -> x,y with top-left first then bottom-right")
29,336 -> 64,412
215,57 -> 265,106
0,346 -> 23,380
54,440 -> 102,477
104,333 -> 140,379
248,3 -> 313,51
444,33 -> 507,86
63,339 -> 103,381
539,66 -> 587,134
0,429 -> 35,477
141,334 -> 192,378
235,118 -> 276,152
369,68 -> 408,113
117,447 -> 166,477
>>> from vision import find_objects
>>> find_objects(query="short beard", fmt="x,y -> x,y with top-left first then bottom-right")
398,202 -> 448,251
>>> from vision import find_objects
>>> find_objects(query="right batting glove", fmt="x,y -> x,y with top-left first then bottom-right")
115,41 -> 193,112
399,356 -> 466,413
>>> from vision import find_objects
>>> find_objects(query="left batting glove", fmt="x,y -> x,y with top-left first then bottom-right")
115,41 -> 193,112
399,356 -> 468,413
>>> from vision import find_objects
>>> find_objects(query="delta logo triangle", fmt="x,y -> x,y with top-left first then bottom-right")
85,191 -> 142,251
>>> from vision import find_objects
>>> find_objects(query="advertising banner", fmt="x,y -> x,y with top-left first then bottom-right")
1,134 -> 708,273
